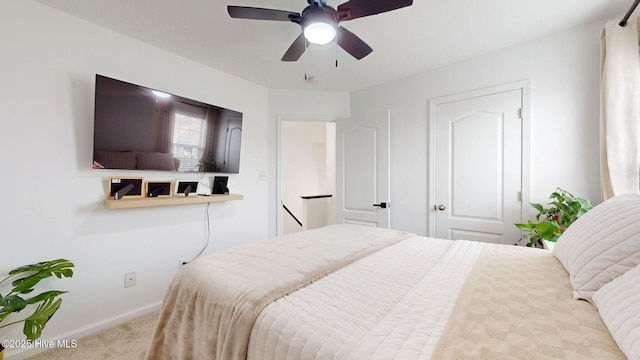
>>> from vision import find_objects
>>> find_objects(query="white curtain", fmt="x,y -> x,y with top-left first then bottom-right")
155,101 -> 175,153
203,106 -> 219,160
600,17 -> 640,199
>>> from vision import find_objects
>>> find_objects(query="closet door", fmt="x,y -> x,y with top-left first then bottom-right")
430,84 -> 527,245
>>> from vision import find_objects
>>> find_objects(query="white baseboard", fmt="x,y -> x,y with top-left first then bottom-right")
5,301 -> 162,360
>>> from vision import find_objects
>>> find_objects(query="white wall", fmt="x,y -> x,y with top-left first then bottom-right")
350,19 -> 607,236
0,2 -> 269,358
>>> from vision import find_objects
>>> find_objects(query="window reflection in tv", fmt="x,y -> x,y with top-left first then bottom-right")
92,75 -> 242,173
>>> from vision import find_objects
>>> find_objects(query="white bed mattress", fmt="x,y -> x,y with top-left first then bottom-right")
247,235 -> 485,360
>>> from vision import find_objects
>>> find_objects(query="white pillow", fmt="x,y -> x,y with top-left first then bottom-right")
592,264 -> 640,359
552,192 -> 640,302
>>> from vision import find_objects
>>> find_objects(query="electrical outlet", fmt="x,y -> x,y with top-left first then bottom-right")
124,272 -> 136,288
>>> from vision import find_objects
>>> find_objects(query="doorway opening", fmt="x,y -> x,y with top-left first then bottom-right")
278,119 -> 336,235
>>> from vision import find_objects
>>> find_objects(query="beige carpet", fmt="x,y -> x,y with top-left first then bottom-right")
26,311 -> 158,360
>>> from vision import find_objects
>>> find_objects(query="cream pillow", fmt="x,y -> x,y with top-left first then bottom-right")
592,264 -> 640,359
552,192 -> 640,302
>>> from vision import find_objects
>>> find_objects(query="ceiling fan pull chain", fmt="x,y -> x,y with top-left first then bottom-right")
305,39 -> 309,80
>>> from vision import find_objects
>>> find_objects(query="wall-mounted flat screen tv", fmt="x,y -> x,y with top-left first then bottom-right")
93,74 -> 242,173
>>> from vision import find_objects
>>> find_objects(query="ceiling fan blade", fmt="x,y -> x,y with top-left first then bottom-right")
336,26 -> 372,60
227,6 -> 299,21
281,33 -> 307,61
336,0 -> 412,21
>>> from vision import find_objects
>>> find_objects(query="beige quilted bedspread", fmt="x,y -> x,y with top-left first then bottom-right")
144,224 -> 413,360
431,244 -> 625,359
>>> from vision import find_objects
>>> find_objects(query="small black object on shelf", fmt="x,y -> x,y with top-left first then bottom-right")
212,176 -> 229,194
114,184 -> 134,200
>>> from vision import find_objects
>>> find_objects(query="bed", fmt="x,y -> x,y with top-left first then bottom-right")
145,193 -> 640,360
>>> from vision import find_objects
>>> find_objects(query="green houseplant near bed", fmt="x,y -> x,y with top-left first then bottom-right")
515,188 -> 593,247
0,259 -> 74,359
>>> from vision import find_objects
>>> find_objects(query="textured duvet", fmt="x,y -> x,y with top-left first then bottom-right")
146,224 -> 624,360
248,236 -> 483,360
145,224 -> 413,360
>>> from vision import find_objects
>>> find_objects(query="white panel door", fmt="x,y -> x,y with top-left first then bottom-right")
433,89 -> 523,244
336,110 -> 390,228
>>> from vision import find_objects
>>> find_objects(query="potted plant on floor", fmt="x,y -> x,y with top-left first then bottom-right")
515,188 -> 592,248
0,259 -> 74,359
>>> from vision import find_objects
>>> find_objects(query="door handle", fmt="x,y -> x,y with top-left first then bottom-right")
435,204 -> 446,211
373,202 -> 389,209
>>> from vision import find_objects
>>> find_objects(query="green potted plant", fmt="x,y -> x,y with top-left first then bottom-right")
515,188 -> 592,247
198,157 -> 217,172
0,259 -> 74,359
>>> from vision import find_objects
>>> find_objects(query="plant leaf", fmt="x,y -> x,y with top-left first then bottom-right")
515,223 -> 533,231
0,294 -> 27,323
11,274 -> 47,294
577,198 -> 592,210
10,259 -> 74,294
528,234 -> 541,247
9,259 -> 74,277
22,297 -> 63,341
0,294 -> 27,313
535,221 -> 561,240
531,203 -> 544,213
25,291 -> 67,305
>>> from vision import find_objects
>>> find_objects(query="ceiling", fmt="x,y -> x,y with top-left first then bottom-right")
36,0 -> 631,92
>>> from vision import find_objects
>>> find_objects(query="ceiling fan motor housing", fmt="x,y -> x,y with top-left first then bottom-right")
307,0 -> 329,6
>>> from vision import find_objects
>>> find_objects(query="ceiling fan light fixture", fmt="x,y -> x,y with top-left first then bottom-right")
304,21 -> 336,45
303,10 -> 337,45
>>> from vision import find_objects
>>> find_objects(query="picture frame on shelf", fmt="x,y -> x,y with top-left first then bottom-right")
106,177 -> 144,200
212,176 -> 229,194
175,180 -> 199,197
145,180 -> 174,198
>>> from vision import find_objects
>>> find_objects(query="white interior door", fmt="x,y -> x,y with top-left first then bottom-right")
431,85 -> 526,244
336,110 -> 390,228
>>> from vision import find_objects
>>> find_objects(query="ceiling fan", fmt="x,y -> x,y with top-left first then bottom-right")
227,0 -> 413,62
